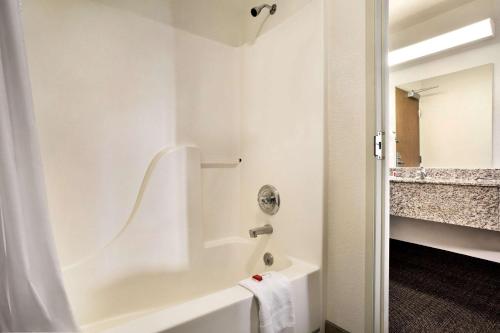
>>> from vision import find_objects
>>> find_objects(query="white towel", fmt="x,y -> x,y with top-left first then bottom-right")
239,272 -> 295,333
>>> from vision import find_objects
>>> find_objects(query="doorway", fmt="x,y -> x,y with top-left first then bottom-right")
377,1 -> 500,332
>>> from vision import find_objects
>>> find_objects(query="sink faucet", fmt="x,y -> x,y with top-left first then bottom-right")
416,167 -> 427,180
249,224 -> 273,238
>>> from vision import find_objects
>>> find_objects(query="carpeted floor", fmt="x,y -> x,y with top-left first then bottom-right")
389,239 -> 500,333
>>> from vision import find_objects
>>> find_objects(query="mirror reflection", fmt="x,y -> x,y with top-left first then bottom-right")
394,64 -> 493,168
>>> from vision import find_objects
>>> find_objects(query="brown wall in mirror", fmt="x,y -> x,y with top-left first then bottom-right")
395,87 -> 420,167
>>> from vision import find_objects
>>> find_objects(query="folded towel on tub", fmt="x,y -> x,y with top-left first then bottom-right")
239,272 -> 295,333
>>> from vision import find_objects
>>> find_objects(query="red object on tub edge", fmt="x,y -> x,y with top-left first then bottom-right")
252,274 -> 263,281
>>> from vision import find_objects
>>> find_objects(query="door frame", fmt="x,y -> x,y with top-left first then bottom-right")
373,0 -> 389,332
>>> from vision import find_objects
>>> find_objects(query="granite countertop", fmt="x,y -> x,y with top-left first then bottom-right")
389,176 -> 500,187
389,168 -> 500,232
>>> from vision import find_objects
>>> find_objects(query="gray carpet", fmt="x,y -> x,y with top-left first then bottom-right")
389,239 -> 500,333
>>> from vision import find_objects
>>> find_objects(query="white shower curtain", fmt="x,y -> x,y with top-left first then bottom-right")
0,0 -> 77,331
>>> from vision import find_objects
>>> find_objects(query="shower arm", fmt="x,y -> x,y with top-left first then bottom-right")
413,85 -> 439,93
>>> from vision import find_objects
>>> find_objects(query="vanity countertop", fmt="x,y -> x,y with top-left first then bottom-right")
389,168 -> 500,232
389,176 -> 500,187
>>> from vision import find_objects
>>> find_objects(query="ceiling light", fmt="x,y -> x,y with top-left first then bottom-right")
389,18 -> 495,67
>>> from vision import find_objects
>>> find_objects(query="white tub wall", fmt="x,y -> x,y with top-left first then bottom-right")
388,0 -> 500,260
240,0 -> 325,267
22,0 -> 242,266
171,17 -> 242,243
201,168 -> 241,241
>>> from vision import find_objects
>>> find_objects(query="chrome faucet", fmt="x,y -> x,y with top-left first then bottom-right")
416,167 -> 427,180
249,224 -> 273,238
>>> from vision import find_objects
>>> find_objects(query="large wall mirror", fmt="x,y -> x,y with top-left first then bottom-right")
392,64 -> 494,168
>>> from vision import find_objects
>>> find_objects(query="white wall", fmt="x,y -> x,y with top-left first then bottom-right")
389,0 -> 500,261
22,0 -> 241,266
398,64 -> 493,168
240,0 -> 325,267
325,0 -> 376,332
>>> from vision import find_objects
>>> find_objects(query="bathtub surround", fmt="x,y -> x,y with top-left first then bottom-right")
390,168 -> 500,232
0,0 -> 76,330
240,0 -> 324,272
22,0 -> 241,266
21,0 -> 325,331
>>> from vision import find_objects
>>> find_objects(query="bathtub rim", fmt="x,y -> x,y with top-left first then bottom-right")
82,256 -> 319,333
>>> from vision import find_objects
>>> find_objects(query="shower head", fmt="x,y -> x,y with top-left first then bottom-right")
407,86 -> 439,100
251,3 -> 277,17
407,90 -> 421,100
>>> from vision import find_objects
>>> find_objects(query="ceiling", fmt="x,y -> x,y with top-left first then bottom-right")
94,0 -> 313,47
389,0 -> 477,30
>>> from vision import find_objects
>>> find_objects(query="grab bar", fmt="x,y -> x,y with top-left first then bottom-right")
201,158 -> 242,169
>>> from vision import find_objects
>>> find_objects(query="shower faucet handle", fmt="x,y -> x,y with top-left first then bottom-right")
260,195 -> 276,205
257,185 -> 280,215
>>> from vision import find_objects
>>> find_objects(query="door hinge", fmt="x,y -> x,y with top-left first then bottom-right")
374,131 -> 385,160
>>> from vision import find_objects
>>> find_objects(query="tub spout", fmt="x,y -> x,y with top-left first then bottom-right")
249,224 -> 273,238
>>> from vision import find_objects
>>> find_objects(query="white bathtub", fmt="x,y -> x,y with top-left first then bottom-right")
80,246 -> 321,333
60,147 -> 321,332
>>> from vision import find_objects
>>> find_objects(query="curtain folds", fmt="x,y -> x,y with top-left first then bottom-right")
0,0 -> 77,331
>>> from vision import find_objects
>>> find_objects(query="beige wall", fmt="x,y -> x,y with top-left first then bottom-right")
325,0 -> 375,332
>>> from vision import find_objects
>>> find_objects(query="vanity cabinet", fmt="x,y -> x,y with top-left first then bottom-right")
390,168 -> 500,232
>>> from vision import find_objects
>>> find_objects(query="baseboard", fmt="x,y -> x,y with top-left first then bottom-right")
325,320 -> 350,333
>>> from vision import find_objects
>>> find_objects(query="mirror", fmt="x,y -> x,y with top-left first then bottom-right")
392,64 -> 493,168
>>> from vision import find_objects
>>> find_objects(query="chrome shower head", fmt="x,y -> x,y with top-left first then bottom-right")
251,3 -> 277,17
407,90 -> 421,100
